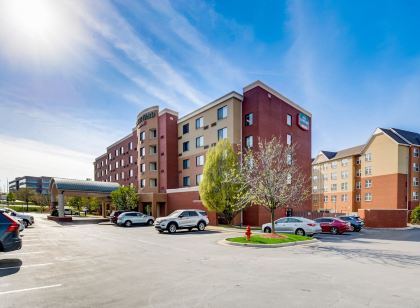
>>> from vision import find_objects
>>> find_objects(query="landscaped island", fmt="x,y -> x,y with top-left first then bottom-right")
226,234 -> 312,245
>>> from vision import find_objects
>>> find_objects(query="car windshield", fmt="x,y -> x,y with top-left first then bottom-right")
168,210 -> 183,218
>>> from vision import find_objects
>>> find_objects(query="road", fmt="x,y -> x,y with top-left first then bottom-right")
1,214 -> 419,307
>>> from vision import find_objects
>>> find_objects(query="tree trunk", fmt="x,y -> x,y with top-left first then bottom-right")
271,208 -> 275,234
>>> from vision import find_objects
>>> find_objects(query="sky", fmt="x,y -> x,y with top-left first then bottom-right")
1,0 -> 420,191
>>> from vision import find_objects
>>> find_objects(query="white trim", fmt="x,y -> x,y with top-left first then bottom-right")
166,186 -> 199,193
106,133 -> 133,150
243,80 -> 312,117
178,91 -> 243,124
159,108 -> 178,117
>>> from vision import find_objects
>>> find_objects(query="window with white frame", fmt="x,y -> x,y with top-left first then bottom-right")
129,169 -> 133,177
414,163 -> 419,172
324,196 -> 328,203
149,129 -> 157,139
331,161 -> 337,169
140,179 -> 145,188
116,161 -> 119,168
140,131 -> 146,141
149,145 -> 157,155
121,159 -> 125,167
313,186 -> 318,193
140,147 -> 145,157
331,183 -> 337,191
196,155 -> 204,166
121,146 -> 124,154
196,136 -> 204,148
356,194 -> 361,202
323,174 -> 329,181
413,177 -> 419,187
341,182 -> 348,191
109,164 -> 112,171
341,171 -> 348,179
115,149 -> 119,157
312,175 -> 318,181
356,181 -> 361,189
287,173 -> 292,184
195,117 -> 204,129
116,173 -> 119,181
356,169 -> 362,177
245,136 -> 253,148
196,174 -> 203,185
341,194 -> 348,202
217,127 -> 227,140
109,153 -> 112,159
323,184 -> 328,192
331,173 -> 337,180
365,179 -> 372,188
414,148 -> 419,158
149,162 -> 157,171
140,163 -> 146,173
121,172 -> 125,180
341,159 -> 349,167
331,195 -> 337,203
287,114 -> 292,126
356,158 -> 361,165
245,113 -> 253,126
413,192 -> 419,201
365,153 -> 372,162
129,142 -> 133,150
287,134 -> 292,145
217,105 -> 228,120
287,154 -> 292,165
129,155 -> 133,164
365,166 -> 372,176
365,193 -> 373,202
149,178 -> 157,188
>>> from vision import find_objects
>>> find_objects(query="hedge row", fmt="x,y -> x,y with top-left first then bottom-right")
0,205 -> 47,213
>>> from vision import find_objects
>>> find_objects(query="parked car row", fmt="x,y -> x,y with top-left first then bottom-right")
261,215 -> 364,236
0,208 -> 34,228
110,209 -> 210,233
0,211 -> 22,252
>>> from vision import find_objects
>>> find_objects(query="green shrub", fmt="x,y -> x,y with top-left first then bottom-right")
0,204 -> 45,213
410,204 -> 420,224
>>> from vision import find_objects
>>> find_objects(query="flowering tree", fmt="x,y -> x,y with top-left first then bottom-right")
239,137 -> 310,234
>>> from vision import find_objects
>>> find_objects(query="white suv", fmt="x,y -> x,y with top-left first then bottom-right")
154,209 -> 209,233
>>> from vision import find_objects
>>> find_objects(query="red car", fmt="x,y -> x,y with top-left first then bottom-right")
314,217 -> 351,235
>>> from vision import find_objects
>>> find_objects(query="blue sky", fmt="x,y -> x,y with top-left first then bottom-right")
1,0 -> 420,189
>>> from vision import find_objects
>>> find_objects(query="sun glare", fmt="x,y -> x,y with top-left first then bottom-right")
0,0 -> 84,67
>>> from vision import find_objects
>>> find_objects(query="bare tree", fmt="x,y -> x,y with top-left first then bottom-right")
239,137 -> 310,234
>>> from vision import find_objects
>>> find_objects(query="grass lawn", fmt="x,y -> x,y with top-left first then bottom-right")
226,234 -> 312,244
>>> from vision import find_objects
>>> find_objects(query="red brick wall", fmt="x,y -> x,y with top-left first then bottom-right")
358,209 -> 407,228
166,190 -> 217,225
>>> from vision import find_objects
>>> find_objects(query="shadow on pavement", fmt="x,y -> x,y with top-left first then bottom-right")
160,230 -> 222,236
315,228 -> 420,243
0,258 -> 22,277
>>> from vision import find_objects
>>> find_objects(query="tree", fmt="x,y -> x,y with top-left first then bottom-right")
6,192 -> 15,204
238,137 -> 310,234
15,188 -> 36,212
199,139 -> 248,225
32,193 -> 50,213
67,196 -> 83,213
89,197 -> 101,214
111,186 -> 138,211
410,204 -> 420,224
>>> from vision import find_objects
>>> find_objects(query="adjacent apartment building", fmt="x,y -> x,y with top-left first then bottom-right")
94,81 -> 312,226
9,176 -> 52,195
312,128 -> 420,215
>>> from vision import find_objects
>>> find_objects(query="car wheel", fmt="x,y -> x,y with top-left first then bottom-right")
158,230 -> 164,234
350,225 -> 355,232
147,219 -> 154,226
168,223 -> 177,233
23,220 -> 29,228
331,227 -> 339,235
356,228 -> 361,232
295,228 -> 305,236
124,220 -> 132,227
264,227 -> 271,233
197,221 -> 206,231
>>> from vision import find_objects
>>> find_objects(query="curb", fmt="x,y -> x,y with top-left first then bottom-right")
365,226 -> 414,231
218,238 -> 318,248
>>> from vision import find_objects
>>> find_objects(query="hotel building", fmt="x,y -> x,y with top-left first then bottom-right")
312,128 -> 420,218
94,81 -> 312,226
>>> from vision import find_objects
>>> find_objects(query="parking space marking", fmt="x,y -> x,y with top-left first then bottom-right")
4,251 -> 45,256
0,284 -> 62,295
0,262 -> 53,270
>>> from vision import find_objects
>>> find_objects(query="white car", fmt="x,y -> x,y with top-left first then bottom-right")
117,212 -> 155,227
261,217 -> 321,236
0,208 -> 34,228
154,209 -> 209,233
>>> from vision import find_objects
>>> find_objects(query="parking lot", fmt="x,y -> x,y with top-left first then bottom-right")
1,214 -> 420,308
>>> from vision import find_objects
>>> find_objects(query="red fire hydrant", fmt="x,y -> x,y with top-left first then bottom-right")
245,225 -> 252,241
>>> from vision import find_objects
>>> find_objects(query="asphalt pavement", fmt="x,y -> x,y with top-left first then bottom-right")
1,214 -> 419,308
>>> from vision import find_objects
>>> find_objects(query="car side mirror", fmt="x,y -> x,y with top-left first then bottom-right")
11,212 -> 16,216
179,215 -> 183,218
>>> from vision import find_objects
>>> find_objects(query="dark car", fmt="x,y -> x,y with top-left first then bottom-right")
0,212 -> 22,252
314,217 -> 351,235
338,216 -> 363,232
110,210 -> 128,224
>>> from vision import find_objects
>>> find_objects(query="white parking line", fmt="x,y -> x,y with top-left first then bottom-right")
0,284 -> 62,295
4,251 -> 45,256
0,262 -> 53,270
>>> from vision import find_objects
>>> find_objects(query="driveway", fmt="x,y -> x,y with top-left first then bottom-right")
1,214 -> 419,307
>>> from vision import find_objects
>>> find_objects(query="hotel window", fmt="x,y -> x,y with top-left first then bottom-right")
183,141 -> 189,152
365,193 -> 373,202
413,192 -> 419,201
287,114 -> 292,126
149,145 -> 157,155
149,162 -> 157,171
324,196 -> 328,203
323,174 -> 329,181
365,153 -> 372,162
287,134 -> 292,145
245,136 -> 253,148
313,175 -> 318,181
109,175 -> 112,181
414,163 -> 419,172
101,161 -> 103,167
287,173 -> 292,184
140,179 -> 145,188
123,159 -> 126,167
140,147 -> 145,157
115,149 -> 119,157
341,182 -> 348,191
341,194 -> 348,202
196,174 -> 203,185
149,129 -> 157,139
140,131 -> 146,141
149,178 -> 157,188
356,181 -> 361,189
331,195 -> 337,203
109,153 -> 112,159
287,154 -> 292,165
365,179 -> 372,188
101,170 -> 104,176
341,159 -> 349,167
182,123 -> 189,134
313,186 -> 318,193
323,185 -> 328,192
116,173 -> 119,181
129,142 -> 133,150
331,173 -> 337,180
183,159 -> 190,169
183,176 -> 190,187
217,105 -> 228,120
195,117 -> 204,129
365,166 -> 372,176
129,169 -> 133,177
116,161 -> 119,168
356,169 -> 362,177
356,194 -> 361,202
218,127 -> 227,140
121,172 -> 125,180
331,183 -> 337,191
341,171 -> 348,179
356,158 -> 361,165
196,155 -> 204,166
413,177 -> 419,187
106,158 -> 108,165
121,147 -> 124,154
245,113 -> 253,126
130,183 -> 134,188
140,163 -> 146,173
129,155 -> 133,164
331,161 -> 337,169
196,136 -> 204,148
414,148 -> 419,158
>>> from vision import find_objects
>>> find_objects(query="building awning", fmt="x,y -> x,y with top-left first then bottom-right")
50,178 -> 120,194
